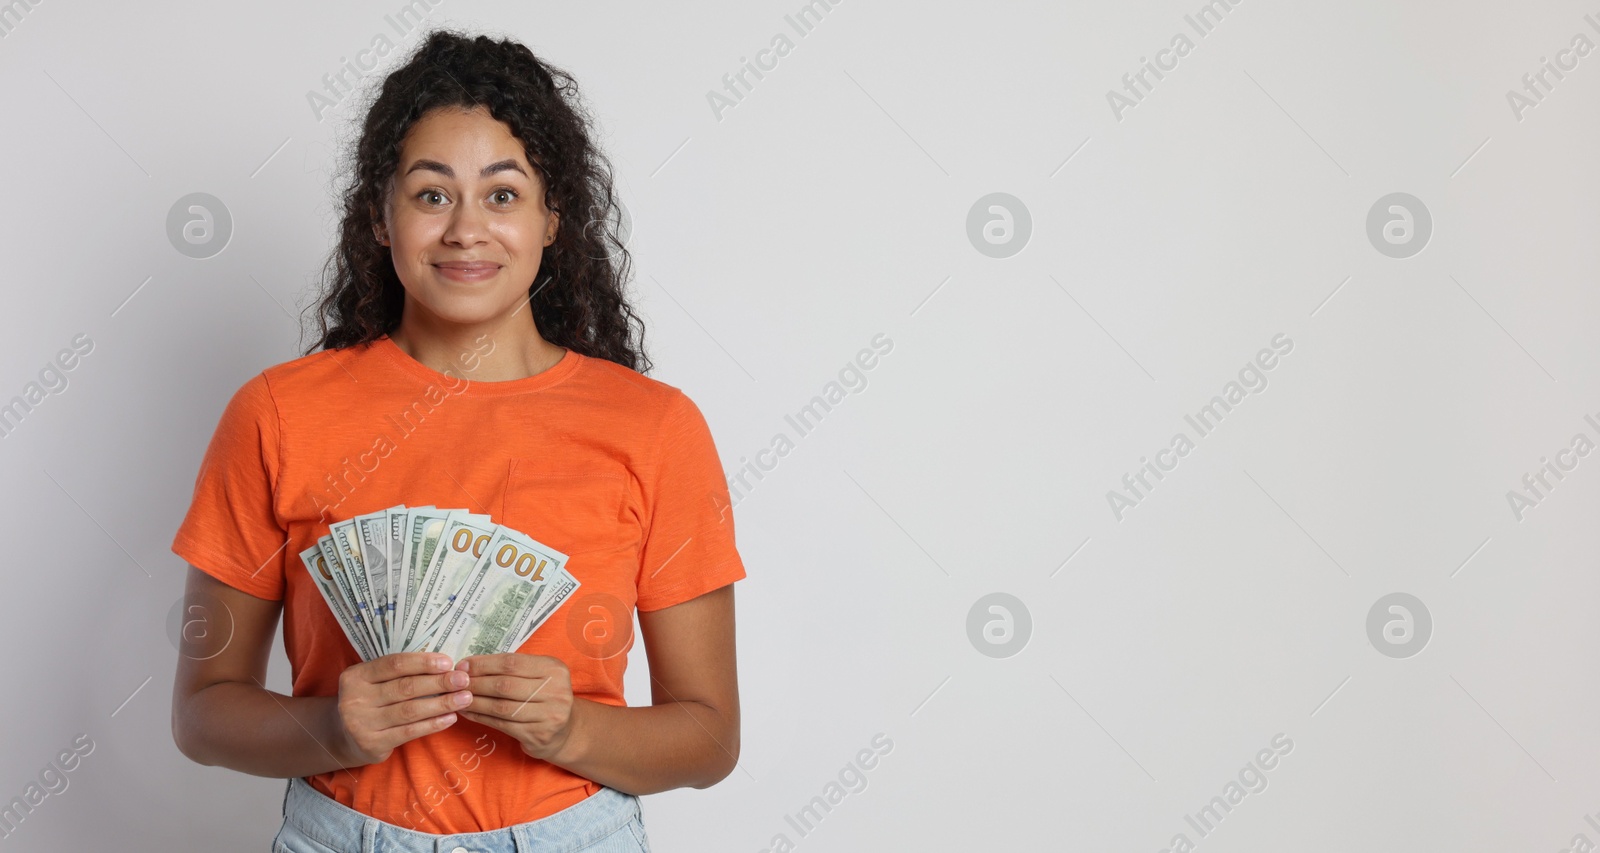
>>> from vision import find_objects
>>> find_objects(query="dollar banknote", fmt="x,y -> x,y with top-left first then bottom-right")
299,542 -> 378,662
430,526 -> 575,660
299,505 -> 578,662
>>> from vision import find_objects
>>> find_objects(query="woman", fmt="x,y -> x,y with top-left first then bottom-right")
170,29 -> 745,852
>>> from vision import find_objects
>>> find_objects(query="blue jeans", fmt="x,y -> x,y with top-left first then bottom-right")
272,776 -> 651,852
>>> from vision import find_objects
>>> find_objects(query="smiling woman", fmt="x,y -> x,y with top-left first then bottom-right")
169,27 -> 746,853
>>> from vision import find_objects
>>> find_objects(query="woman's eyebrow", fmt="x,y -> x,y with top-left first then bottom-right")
402,158 -> 528,179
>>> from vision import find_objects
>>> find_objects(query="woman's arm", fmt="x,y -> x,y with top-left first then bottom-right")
560,583 -> 741,793
170,565 -> 470,778
170,565 -> 351,778
459,583 -> 740,795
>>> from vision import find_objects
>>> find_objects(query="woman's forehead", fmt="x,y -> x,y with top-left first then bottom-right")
399,108 -> 530,169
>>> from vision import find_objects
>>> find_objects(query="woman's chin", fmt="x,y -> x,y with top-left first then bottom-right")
414,295 -> 521,328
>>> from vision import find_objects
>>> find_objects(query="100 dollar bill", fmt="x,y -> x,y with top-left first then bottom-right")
431,527 -> 574,660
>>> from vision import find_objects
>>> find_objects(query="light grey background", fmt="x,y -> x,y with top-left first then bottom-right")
1,0 -> 1596,850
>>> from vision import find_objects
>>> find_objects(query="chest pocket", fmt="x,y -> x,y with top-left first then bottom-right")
502,457 -> 634,562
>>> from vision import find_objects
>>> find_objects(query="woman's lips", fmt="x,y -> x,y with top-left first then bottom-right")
434,263 -> 501,282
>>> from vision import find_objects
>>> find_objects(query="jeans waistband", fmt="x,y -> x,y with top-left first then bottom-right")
282,776 -> 641,852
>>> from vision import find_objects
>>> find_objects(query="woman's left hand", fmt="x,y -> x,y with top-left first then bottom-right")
454,653 -> 578,762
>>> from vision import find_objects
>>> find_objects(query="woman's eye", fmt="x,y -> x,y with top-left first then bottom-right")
418,190 -> 446,205
491,188 -> 518,204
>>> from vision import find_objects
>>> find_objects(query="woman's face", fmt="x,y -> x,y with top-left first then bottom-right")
376,105 -> 559,330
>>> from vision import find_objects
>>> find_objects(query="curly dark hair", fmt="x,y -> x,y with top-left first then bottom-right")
302,27 -> 649,373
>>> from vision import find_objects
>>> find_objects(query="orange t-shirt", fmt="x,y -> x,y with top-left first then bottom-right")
170,334 -> 747,833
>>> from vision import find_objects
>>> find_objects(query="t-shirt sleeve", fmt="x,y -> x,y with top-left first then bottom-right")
635,390 -> 748,612
170,371 -> 288,601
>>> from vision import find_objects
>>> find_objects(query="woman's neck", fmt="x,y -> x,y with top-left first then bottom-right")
387,311 -> 566,383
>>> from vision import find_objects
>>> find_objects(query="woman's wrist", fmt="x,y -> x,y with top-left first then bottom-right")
315,694 -> 358,769
542,696 -> 592,767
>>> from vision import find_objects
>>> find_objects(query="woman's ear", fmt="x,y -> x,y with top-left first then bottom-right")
369,204 -> 389,246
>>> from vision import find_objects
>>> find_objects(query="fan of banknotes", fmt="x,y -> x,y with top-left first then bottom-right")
297,505 -> 580,662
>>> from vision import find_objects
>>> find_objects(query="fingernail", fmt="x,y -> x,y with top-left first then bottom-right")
433,656 -> 450,671
457,659 -> 471,674
448,671 -> 468,688
453,691 -> 471,706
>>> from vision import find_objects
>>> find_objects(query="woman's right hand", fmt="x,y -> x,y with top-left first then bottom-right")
331,652 -> 472,767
